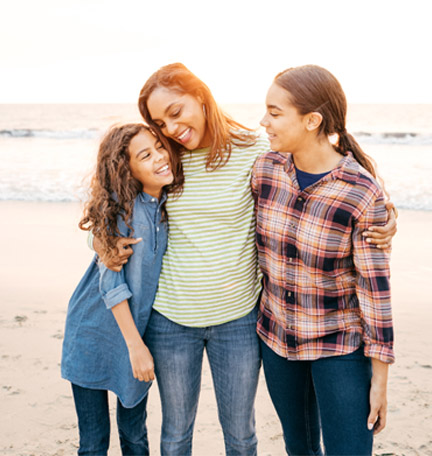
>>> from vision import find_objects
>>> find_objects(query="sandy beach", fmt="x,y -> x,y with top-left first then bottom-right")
0,201 -> 431,456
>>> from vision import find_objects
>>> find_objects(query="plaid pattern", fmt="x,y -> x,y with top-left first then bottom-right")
251,151 -> 394,364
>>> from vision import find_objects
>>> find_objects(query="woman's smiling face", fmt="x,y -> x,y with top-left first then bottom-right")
147,86 -> 210,150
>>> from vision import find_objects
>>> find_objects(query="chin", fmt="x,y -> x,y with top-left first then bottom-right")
269,141 -> 281,152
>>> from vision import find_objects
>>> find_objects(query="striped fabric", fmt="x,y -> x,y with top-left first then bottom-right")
251,151 -> 394,364
152,136 -> 269,327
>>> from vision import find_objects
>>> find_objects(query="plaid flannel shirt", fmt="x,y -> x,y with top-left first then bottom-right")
251,151 -> 394,364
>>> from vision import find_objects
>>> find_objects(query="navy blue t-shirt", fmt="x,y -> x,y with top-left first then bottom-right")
295,167 -> 330,191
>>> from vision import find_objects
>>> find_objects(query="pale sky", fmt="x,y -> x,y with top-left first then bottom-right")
1,0 -> 431,104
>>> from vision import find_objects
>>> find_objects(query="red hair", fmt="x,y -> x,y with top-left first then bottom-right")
138,63 -> 257,171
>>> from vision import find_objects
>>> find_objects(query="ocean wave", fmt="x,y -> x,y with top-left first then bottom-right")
0,128 -> 101,140
1,128 -> 432,145
353,131 -> 432,145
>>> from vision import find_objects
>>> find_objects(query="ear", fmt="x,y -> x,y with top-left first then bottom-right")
305,112 -> 323,132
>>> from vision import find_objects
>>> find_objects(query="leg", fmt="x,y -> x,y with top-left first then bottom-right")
144,310 -> 205,456
71,383 -> 110,456
260,341 -> 323,456
117,393 -> 149,456
312,346 -> 373,455
206,308 -> 261,456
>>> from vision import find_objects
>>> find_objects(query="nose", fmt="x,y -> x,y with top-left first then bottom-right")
260,114 -> 269,127
154,148 -> 167,161
164,119 -> 177,137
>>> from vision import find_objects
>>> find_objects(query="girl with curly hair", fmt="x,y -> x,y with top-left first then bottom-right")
61,123 -> 178,455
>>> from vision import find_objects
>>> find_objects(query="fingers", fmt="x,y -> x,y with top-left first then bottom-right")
363,203 -> 398,247
362,221 -> 396,248
367,408 -> 387,435
362,231 -> 392,249
118,237 -> 142,249
385,201 -> 399,219
133,367 -> 155,383
116,237 -> 142,262
367,408 -> 378,432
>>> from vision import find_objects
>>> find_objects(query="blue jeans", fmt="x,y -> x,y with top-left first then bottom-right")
71,384 -> 149,456
261,342 -> 373,456
144,308 -> 261,456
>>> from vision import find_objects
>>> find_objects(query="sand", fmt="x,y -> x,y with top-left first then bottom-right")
0,201 -> 431,456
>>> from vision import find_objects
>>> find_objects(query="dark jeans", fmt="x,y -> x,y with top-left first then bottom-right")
261,341 -> 373,456
71,383 -> 149,456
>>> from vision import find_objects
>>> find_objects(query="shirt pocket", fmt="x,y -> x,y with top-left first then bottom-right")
255,199 -> 289,255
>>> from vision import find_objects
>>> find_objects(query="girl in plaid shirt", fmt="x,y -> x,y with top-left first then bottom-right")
252,65 -> 394,455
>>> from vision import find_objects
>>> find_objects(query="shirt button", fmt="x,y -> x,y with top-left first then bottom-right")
287,292 -> 292,297
288,258 -> 293,262
297,197 -> 303,201
152,198 -> 156,202
157,227 -> 159,232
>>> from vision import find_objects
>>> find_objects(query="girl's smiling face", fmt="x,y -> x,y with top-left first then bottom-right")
128,129 -> 174,198
260,82 -> 308,154
146,86 -> 211,150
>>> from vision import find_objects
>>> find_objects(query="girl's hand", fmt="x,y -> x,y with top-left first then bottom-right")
128,340 -> 155,383
367,358 -> 389,434
362,202 -> 397,249
94,235 -> 142,272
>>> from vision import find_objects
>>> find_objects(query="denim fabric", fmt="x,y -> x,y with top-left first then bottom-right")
144,308 -> 261,456
261,341 -> 373,455
71,383 -> 149,456
62,192 -> 168,408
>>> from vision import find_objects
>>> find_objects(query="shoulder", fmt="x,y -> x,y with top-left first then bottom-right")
343,154 -> 382,197
253,150 -> 287,173
339,154 -> 386,219
232,131 -> 270,154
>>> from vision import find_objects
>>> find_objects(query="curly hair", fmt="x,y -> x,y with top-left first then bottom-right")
79,123 -> 179,259
138,63 -> 258,172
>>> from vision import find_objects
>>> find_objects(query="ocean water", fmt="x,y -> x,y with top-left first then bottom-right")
1,103 -> 431,210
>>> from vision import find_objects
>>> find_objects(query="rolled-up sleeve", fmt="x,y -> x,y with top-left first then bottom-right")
98,262 -> 132,309
352,192 -> 395,364
97,215 -> 132,309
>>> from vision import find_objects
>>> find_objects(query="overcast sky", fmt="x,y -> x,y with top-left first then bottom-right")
1,0 -> 431,103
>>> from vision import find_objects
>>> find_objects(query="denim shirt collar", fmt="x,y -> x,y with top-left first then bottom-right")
138,190 -> 167,207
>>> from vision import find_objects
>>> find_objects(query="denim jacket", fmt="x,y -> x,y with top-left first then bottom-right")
61,191 -> 168,407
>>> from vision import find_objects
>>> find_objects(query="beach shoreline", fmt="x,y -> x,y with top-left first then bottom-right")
1,201 -> 431,455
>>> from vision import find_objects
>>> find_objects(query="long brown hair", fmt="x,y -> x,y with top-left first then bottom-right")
274,65 -> 378,179
138,62 -> 258,171
79,123 -> 180,258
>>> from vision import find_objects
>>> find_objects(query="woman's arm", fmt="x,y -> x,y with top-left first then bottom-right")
368,358 -> 389,434
111,300 -> 155,383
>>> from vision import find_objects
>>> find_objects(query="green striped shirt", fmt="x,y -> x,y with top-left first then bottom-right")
153,136 -> 269,326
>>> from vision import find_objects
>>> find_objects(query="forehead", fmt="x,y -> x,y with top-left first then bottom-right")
147,87 -> 196,115
129,130 -> 156,152
148,87 -> 182,106
266,82 -> 292,107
